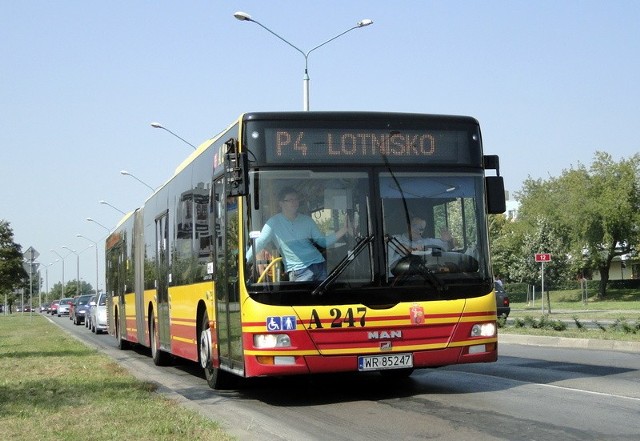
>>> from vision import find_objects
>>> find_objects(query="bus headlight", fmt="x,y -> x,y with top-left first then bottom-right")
253,334 -> 291,349
470,322 -> 496,338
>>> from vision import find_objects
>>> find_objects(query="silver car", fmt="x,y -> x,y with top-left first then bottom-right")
90,293 -> 108,334
57,298 -> 74,317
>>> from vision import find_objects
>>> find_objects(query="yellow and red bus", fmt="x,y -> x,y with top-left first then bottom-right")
106,111 -> 506,389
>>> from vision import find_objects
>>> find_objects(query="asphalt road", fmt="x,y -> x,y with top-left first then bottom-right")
49,314 -> 640,441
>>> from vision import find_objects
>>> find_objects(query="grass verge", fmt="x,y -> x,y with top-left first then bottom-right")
499,288 -> 640,342
0,314 -> 233,441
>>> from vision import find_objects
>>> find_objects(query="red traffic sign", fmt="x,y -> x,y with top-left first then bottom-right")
535,253 -> 551,262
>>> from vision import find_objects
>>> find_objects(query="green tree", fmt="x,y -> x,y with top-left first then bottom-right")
569,152 -> 640,298
48,279 -> 94,300
0,220 -> 28,310
514,217 -> 572,312
516,152 -> 640,299
488,213 -> 523,281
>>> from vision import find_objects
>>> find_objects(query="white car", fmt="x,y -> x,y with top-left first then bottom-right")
57,298 -> 74,317
90,293 -> 108,334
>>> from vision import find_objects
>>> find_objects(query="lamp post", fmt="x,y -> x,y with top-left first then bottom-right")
151,122 -> 197,150
120,170 -> 155,192
51,250 -> 67,298
99,200 -> 126,215
77,234 -> 99,297
234,11 -> 373,111
43,261 -> 56,304
62,246 -> 80,296
86,217 -> 111,234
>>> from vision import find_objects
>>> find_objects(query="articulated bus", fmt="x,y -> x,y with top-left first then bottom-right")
105,111 -> 506,389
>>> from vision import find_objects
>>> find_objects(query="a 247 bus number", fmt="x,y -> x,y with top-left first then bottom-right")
308,307 -> 367,330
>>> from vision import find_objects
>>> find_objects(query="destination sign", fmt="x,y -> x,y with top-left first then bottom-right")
263,128 -> 468,164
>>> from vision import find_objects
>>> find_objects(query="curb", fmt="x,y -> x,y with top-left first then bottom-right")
499,333 -> 640,353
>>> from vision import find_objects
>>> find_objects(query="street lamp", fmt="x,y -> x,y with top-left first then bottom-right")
120,170 -> 155,192
77,234 -> 99,297
99,199 -> 126,215
86,217 -> 111,234
51,249 -> 67,298
234,11 -> 373,111
43,261 -> 57,304
151,122 -> 197,150
62,246 -> 80,296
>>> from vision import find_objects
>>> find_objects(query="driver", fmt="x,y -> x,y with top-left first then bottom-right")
247,187 -> 351,281
387,216 -> 455,275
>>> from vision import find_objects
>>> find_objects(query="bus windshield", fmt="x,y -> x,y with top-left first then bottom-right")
244,168 -> 490,305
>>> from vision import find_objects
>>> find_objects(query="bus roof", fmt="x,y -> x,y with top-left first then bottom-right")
241,111 -> 479,125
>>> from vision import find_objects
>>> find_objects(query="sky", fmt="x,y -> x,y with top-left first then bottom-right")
2,1 -> 639,295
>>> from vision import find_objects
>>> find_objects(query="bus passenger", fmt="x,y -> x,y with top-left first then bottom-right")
387,216 -> 455,275
247,187 -> 351,281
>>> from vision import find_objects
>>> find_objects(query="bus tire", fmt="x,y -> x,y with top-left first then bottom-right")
200,311 -> 234,390
150,311 -> 170,366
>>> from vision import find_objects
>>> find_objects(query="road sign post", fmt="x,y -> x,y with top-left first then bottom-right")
535,253 -> 552,313
23,247 -> 40,315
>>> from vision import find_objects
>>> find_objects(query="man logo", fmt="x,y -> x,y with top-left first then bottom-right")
367,330 -> 402,339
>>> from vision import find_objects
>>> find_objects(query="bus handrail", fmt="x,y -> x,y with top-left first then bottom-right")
257,257 -> 282,283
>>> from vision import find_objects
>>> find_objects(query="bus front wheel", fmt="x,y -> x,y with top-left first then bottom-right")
200,312 -> 234,389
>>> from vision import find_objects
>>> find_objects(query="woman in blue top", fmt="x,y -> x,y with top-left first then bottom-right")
249,187 -> 351,281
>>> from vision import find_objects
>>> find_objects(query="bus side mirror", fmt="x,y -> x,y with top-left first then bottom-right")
483,154 -> 506,214
486,176 -> 506,214
225,138 -> 249,197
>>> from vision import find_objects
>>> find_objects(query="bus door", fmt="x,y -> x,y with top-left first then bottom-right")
107,240 -> 126,337
134,210 -> 146,343
213,177 -> 244,373
155,211 -> 171,350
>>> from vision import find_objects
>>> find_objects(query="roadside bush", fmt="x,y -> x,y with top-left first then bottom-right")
549,319 -> 567,331
610,318 -> 640,334
517,315 -> 567,331
513,318 -> 526,328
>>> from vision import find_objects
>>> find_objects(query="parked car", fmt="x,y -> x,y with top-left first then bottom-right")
57,298 -> 74,317
85,295 -> 96,329
49,300 -> 60,315
89,293 -> 107,334
495,282 -> 511,319
72,294 -> 93,325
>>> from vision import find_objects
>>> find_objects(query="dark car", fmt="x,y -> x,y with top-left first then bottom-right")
495,282 -> 511,319
72,294 -> 93,325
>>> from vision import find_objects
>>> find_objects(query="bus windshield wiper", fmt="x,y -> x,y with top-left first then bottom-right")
312,234 -> 373,296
